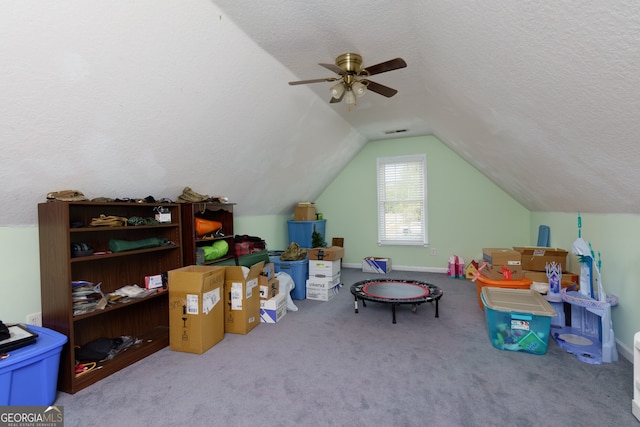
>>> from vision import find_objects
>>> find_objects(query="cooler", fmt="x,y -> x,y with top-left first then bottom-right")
270,255 -> 309,300
0,325 -> 67,406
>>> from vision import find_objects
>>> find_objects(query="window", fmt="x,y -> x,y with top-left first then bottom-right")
376,154 -> 427,246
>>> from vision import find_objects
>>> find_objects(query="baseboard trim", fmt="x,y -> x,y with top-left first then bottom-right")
617,339 -> 632,363
342,263 -> 447,274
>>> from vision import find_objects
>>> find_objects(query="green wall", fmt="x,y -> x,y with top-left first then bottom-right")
0,227 -> 42,324
315,135 -> 530,270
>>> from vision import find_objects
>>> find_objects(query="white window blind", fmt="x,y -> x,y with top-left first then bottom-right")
376,154 -> 428,246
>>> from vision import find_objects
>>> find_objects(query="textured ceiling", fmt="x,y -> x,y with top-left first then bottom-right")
215,0 -> 640,214
1,1 -> 639,226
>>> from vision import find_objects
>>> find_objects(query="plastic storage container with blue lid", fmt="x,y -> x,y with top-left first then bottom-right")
0,324 -> 67,406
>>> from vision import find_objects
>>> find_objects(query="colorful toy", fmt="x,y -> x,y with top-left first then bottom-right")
551,212 -> 618,363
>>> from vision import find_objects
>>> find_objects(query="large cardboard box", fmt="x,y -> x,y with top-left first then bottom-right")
168,265 -> 225,354
362,257 -> 392,274
307,246 -> 344,261
294,203 -> 316,221
523,270 -> 579,287
513,247 -> 568,272
224,262 -> 264,334
260,292 -> 287,323
481,264 -> 524,281
482,248 -> 521,267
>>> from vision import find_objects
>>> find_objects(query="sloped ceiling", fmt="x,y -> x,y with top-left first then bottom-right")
1,1 -> 639,226
215,1 -> 640,214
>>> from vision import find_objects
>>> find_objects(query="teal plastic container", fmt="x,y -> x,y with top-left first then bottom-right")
270,255 -> 309,300
287,219 -> 326,248
481,287 -> 556,355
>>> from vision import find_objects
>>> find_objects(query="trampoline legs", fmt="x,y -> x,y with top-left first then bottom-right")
354,295 -> 359,314
435,299 -> 439,318
392,304 -> 397,324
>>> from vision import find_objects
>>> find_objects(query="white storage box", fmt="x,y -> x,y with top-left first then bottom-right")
260,292 -> 287,323
306,284 -> 340,301
309,259 -> 341,277
306,274 -> 341,290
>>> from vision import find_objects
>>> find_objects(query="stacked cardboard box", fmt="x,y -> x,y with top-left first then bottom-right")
513,247 -> 568,272
224,262 -> 264,334
259,261 -> 287,323
481,248 -> 523,280
294,202 -> 316,221
307,246 -> 344,301
260,292 -> 286,323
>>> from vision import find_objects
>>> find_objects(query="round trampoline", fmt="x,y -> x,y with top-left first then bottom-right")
350,279 -> 443,324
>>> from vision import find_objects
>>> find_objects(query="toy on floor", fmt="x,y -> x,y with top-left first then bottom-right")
551,212 -> 618,364
545,261 -> 562,302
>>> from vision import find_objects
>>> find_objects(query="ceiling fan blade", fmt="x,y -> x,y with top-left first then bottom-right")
289,77 -> 338,85
362,58 -> 407,76
319,62 -> 345,75
363,80 -> 398,98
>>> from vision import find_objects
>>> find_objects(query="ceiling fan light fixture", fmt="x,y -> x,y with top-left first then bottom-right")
344,89 -> 356,105
352,81 -> 367,98
330,82 -> 345,99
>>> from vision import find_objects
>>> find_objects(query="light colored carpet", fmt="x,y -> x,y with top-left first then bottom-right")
54,268 -> 636,426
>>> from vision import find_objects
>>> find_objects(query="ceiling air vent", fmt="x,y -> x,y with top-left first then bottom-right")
384,129 -> 407,135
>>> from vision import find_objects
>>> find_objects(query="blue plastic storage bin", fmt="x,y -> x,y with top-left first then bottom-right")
481,287 -> 555,355
270,255 -> 309,300
0,325 -> 67,405
287,219 -> 326,248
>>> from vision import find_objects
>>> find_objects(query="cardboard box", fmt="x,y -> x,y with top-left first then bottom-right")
481,264 -> 524,281
294,203 -> 316,221
307,246 -> 344,261
309,259 -> 341,277
259,276 -> 279,299
513,247 -> 568,272
306,273 -> 341,290
144,274 -> 163,290
260,292 -> 287,323
362,257 -> 392,274
306,283 -> 340,301
523,270 -> 579,287
262,262 -> 275,280
224,262 -> 264,334
482,248 -> 521,266
168,265 -> 225,354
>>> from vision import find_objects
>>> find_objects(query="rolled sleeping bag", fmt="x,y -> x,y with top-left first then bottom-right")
203,239 -> 229,261
108,237 -> 170,253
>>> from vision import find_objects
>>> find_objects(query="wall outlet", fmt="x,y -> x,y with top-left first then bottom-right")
26,312 -> 42,327
430,248 -> 437,256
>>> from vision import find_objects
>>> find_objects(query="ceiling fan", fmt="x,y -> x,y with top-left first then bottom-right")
288,53 -> 407,106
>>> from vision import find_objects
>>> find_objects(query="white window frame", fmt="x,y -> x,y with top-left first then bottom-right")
376,154 -> 428,246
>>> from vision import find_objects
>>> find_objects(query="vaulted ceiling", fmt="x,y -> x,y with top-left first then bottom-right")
2,1 -> 639,225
